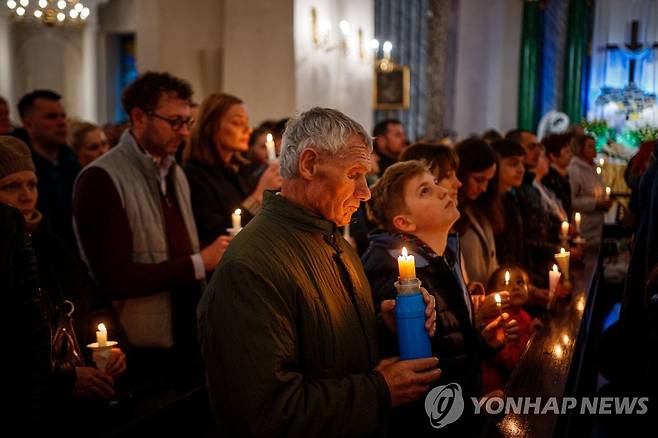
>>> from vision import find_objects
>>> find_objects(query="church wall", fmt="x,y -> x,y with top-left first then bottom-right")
222,0 -> 296,126
293,0 -> 374,132
453,0 -> 521,138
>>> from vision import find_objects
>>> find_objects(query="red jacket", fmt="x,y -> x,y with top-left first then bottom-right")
481,307 -> 533,394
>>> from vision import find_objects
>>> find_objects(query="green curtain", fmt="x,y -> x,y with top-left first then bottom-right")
563,0 -> 588,124
518,0 -> 542,131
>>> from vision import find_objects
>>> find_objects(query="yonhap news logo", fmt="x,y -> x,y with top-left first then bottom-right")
424,383 -> 649,429
424,383 -> 465,429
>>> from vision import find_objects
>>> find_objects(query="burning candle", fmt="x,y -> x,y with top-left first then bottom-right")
560,221 -> 569,239
554,247 -> 570,280
605,186 -> 611,198
397,247 -> 416,280
96,323 -> 107,347
265,133 -> 276,162
574,212 -> 581,234
494,293 -> 503,317
599,158 -> 605,167
504,270 -> 510,287
232,208 -> 242,230
549,264 -> 561,294
596,166 -> 602,175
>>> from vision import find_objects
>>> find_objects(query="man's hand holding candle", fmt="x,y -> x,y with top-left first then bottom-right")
381,286 -> 437,337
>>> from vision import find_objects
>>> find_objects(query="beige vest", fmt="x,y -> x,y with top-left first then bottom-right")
75,130 -> 200,348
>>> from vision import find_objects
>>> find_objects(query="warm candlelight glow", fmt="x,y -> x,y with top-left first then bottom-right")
96,323 -> 107,347
599,158 -> 605,166
555,248 -> 570,280
397,247 -> 416,280
504,270 -> 510,286
605,186 -> 611,197
561,247 -> 566,255
553,344 -> 563,358
560,221 -> 569,238
553,264 -> 559,272
574,212 -> 581,233
494,293 -> 502,316
596,166 -> 602,175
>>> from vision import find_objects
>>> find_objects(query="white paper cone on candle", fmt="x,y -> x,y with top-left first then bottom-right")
265,133 -> 276,162
92,348 -> 112,372
554,247 -> 570,280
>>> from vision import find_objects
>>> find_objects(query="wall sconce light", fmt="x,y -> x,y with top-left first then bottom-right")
310,7 -> 366,58
372,38 -> 395,71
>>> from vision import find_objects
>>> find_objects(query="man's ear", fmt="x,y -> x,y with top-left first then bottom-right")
392,214 -> 416,234
298,148 -> 320,180
130,107 -> 147,130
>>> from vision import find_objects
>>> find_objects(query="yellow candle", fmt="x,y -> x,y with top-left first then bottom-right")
232,209 -> 242,230
560,221 -> 569,238
265,133 -> 276,161
574,212 -> 581,234
96,323 -> 107,347
397,247 -> 416,280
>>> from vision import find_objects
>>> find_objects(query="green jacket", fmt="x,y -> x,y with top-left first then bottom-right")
198,191 -> 390,437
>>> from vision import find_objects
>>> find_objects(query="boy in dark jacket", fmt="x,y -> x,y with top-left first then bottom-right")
362,160 -> 519,437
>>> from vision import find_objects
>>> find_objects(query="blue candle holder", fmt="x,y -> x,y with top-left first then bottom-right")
394,278 -> 432,360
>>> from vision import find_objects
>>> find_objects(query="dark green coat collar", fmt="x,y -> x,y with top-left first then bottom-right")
261,190 -> 337,237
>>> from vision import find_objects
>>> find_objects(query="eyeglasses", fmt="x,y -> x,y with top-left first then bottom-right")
148,112 -> 194,131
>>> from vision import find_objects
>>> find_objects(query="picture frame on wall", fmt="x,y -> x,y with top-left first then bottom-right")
373,65 -> 410,110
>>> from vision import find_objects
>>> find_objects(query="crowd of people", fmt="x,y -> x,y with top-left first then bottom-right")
2,71 -> 656,436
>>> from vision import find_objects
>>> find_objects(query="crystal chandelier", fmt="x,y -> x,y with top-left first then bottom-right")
5,0 -> 90,25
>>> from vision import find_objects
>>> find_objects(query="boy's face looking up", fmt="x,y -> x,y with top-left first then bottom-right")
491,267 -> 529,308
393,170 -> 460,234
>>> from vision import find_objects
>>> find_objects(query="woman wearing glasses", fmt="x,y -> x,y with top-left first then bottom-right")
183,93 -> 282,246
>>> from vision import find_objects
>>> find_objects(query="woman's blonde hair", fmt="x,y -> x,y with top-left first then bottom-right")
69,120 -> 99,153
184,93 -> 243,165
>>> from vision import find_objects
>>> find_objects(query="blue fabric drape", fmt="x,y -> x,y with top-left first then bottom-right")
374,0 -> 428,141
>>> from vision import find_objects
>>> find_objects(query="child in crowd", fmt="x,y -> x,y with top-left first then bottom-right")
481,266 -> 539,394
362,160 -> 519,437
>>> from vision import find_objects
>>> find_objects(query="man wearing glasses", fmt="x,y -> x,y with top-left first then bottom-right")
73,72 -> 231,385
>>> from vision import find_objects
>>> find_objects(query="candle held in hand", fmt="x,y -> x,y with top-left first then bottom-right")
232,209 -> 242,230
495,293 -> 503,317
96,323 -> 107,347
397,247 -> 416,280
554,247 -> 570,280
265,133 -> 276,162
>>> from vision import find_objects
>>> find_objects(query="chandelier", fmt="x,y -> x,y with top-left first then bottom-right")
5,0 -> 90,25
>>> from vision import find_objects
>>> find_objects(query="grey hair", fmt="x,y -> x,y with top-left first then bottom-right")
279,107 -> 373,179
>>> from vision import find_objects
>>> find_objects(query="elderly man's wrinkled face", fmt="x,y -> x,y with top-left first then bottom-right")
307,135 -> 372,226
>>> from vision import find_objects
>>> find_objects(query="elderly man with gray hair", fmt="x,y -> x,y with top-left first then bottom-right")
198,107 -> 440,437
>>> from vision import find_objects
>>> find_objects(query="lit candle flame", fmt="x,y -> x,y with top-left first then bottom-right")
504,270 -> 510,285
596,167 -> 602,175
553,264 -> 559,272
234,208 -> 241,216
599,158 -> 605,166
560,247 -> 566,255
98,323 -> 106,332
401,246 -> 408,258
266,133 -> 273,142
495,293 -> 501,304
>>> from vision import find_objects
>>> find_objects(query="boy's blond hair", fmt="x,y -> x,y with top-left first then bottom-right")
367,160 -> 431,231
